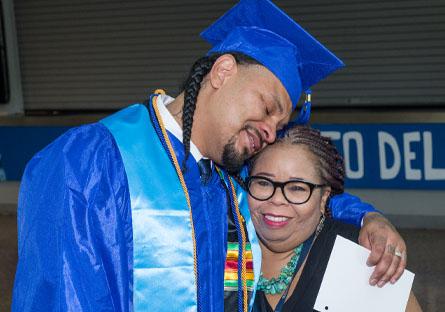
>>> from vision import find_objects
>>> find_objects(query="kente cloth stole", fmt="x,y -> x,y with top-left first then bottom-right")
218,169 -> 255,312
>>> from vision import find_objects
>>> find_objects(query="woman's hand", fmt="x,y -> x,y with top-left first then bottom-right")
359,212 -> 407,287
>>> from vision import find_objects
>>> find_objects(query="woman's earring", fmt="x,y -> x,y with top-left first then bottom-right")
316,214 -> 325,236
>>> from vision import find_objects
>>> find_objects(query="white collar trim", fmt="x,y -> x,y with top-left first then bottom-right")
156,94 -> 205,163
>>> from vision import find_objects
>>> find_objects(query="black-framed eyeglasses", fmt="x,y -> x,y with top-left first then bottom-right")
245,176 -> 326,205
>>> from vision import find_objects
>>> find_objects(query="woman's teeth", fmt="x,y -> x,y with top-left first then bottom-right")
264,215 -> 289,222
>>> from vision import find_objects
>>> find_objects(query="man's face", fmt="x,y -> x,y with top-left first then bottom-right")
198,57 -> 292,173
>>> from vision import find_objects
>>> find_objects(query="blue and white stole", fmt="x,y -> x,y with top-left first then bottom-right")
101,103 -> 198,311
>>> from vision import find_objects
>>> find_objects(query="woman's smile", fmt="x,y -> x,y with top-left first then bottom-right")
262,213 -> 291,228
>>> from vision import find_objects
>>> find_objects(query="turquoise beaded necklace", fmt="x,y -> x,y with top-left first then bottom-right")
257,244 -> 303,295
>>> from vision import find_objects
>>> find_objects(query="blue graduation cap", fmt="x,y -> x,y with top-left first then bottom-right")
201,0 -> 344,124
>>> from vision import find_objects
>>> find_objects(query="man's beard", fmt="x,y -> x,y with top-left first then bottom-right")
221,136 -> 250,174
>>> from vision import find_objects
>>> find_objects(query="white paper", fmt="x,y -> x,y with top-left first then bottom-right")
314,235 -> 414,312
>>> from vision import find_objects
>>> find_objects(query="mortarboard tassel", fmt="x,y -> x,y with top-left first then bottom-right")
296,90 -> 312,125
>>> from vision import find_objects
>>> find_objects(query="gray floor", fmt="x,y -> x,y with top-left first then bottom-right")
1,214 -> 444,311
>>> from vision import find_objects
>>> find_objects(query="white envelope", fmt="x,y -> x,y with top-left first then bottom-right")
314,235 -> 414,312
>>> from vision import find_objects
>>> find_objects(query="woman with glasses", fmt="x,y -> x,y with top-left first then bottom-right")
247,125 -> 421,312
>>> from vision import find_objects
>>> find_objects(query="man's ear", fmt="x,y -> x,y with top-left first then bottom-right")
208,54 -> 238,89
320,186 -> 332,215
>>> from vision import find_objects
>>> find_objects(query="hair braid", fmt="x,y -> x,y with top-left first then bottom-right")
181,56 -> 217,171
283,126 -> 345,196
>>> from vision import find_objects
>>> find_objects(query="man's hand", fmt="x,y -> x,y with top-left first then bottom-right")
358,212 -> 407,287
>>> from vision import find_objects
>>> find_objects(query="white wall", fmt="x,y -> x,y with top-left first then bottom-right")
347,188 -> 445,229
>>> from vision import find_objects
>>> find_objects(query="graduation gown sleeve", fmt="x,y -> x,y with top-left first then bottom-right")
329,192 -> 378,228
12,123 -> 133,312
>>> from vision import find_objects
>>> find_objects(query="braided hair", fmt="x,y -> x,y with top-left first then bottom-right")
248,125 -> 345,216
180,52 -> 259,172
281,126 -> 345,196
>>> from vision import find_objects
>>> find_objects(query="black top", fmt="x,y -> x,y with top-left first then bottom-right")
253,219 -> 359,312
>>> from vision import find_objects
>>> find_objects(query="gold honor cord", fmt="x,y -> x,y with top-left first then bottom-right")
151,95 -> 199,292
228,177 -> 248,312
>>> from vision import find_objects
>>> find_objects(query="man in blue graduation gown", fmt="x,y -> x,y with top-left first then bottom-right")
12,0 -> 407,311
